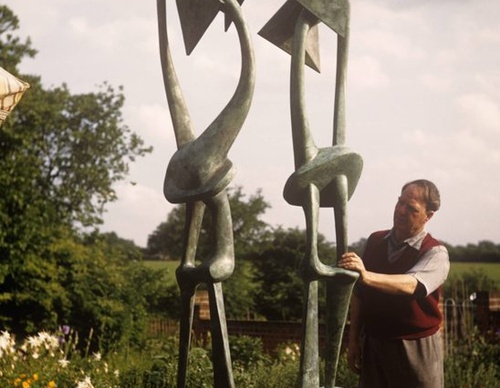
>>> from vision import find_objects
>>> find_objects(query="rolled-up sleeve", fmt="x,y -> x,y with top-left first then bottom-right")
407,245 -> 450,296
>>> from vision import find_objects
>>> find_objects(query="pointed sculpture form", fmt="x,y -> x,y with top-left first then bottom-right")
157,1 -> 254,387
0,67 -> 29,125
260,1 -> 362,387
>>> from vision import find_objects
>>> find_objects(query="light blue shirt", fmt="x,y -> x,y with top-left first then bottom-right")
385,229 -> 450,296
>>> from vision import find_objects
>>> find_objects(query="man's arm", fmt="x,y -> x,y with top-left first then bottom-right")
338,252 -> 418,295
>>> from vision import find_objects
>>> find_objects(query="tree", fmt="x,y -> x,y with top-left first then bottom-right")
0,5 -> 151,338
3,78 -> 151,227
0,6 -> 36,73
146,204 -> 185,260
446,241 -> 500,263
250,227 -> 336,321
146,186 -> 271,260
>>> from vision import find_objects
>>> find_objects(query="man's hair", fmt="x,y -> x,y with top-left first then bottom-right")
402,179 -> 441,212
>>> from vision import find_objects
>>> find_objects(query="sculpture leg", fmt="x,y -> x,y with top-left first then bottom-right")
176,201 -> 205,388
204,190 -> 235,282
324,175 -> 358,388
299,279 -> 320,388
299,184 -> 321,387
324,279 -> 356,388
177,283 -> 197,388
208,281 -> 234,388
205,191 -> 235,387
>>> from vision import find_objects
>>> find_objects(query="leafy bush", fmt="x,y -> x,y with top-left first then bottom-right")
445,331 -> 499,388
2,328 -> 498,388
229,335 -> 270,367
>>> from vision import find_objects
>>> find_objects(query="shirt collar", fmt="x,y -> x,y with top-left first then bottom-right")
384,229 -> 427,250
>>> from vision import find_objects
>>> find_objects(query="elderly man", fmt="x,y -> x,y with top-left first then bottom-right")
338,179 -> 450,387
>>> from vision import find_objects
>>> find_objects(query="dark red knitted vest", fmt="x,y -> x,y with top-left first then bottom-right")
359,230 -> 442,339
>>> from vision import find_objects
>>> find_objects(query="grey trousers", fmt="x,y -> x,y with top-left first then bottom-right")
359,331 -> 444,388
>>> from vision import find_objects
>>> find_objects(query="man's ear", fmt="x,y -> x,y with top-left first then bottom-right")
426,211 -> 435,222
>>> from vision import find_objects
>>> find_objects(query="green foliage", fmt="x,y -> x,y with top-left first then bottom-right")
445,331 -> 500,388
2,329 -> 499,388
444,267 -> 498,300
2,76 -> 152,227
223,259 -> 259,319
250,227 -> 305,321
229,335 -> 271,367
448,262 -> 500,288
146,204 -> 186,260
0,330 -> 121,387
335,352 -> 360,388
251,227 -> 335,321
227,187 -> 272,257
446,240 -> 500,263
49,231 -> 157,353
0,6 -> 37,72
146,186 -> 271,260
0,4 -> 152,344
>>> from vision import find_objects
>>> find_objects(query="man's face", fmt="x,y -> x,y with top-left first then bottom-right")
393,184 -> 433,242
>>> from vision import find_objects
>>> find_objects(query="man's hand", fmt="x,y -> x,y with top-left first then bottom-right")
338,252 -> 366,278
339,252 -> 418,295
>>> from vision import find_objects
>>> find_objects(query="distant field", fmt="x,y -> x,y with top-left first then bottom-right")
144,260 -> 178,285
449,262 -> 500,285
143,260 -> 500,287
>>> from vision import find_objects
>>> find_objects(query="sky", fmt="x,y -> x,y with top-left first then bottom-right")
4,0 -> 500,248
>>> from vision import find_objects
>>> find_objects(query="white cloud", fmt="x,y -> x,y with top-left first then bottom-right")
457,93 -> 500,135
350,55 -> 389,88
101,182 -> 171,247
125,103 -> 173,144
67,15 -> 154,53
420,73 -> 452,92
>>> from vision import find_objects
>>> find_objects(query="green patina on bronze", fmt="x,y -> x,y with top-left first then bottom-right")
157,1 -> 254,387
260,1 -> 361,387
157,1 -> 362,387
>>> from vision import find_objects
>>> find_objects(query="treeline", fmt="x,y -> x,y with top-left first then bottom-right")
445,241 -> 500,263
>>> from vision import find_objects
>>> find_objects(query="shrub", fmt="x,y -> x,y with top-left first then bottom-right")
2,328 -> 498,388
229,335 -> 271,367
445,330 -> 499,388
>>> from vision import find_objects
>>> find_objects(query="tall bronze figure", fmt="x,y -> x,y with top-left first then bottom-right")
156,1 -> 255,387
260,1 -> 361,386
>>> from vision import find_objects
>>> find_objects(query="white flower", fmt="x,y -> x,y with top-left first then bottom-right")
92,352 -> 102,361
0,331 -> 15,357
58,358 -> 70,368
38,331 -> 50,343
26,335 -> 43,349
0,331 -> 11,348
46,335 -> 59,350
76,376 -> 94,388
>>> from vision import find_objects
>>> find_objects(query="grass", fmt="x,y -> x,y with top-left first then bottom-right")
143,260 -> 178,285
449,262 -> 500,285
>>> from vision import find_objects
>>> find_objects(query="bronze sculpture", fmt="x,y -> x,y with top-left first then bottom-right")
156,0 -> 254,387
259,1 -> 362,386
157,0 -> 362,386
